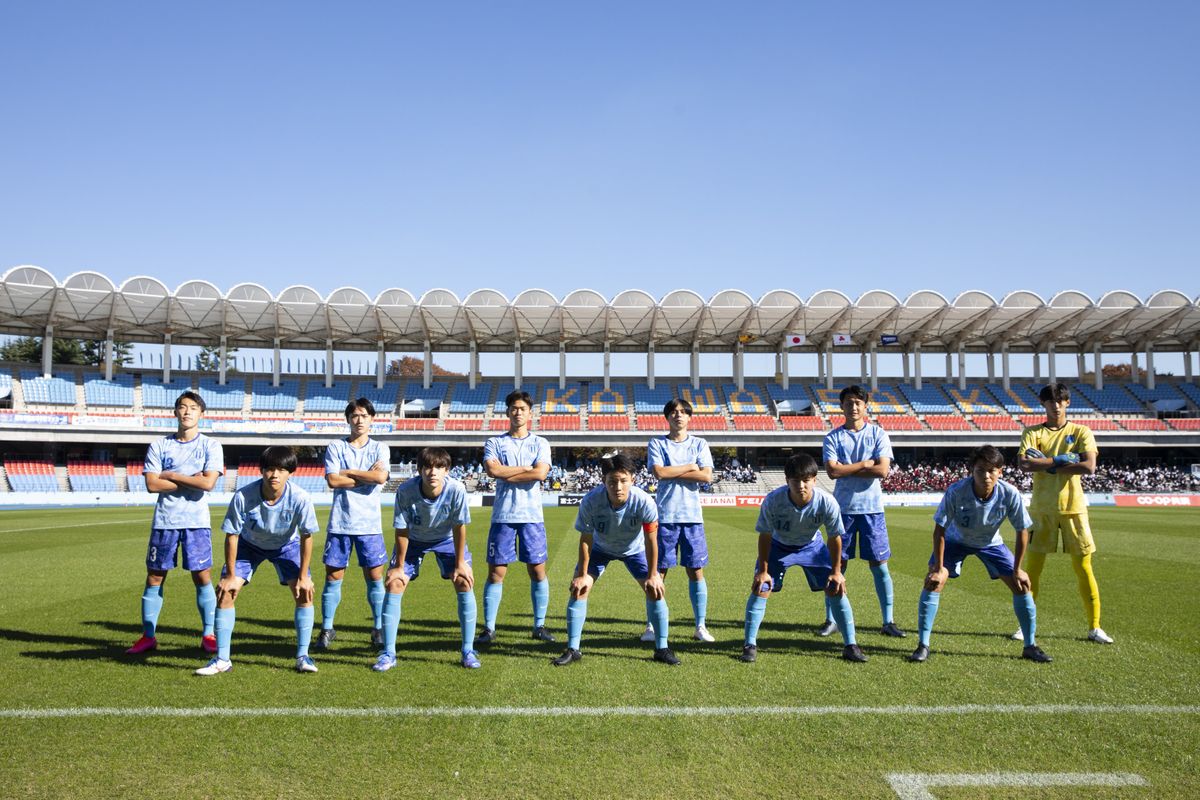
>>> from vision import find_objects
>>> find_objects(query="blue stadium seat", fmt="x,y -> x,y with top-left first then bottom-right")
141,376 -> 196,408
448,383 -> 494,414
678,384 -> 724,414
0,370 -> 12,401
984,383 -> 1039,414
945,384 -> 1002,415
20,371 -> 77,405
633,383 -> 674,413
198,378 -> 246,410
588,383 -> 629,414
897,383 -> 956,414
251,379 -> 300,413
766,383 -> 812,413
723,383 -> 768,414
83,373 -> 135,407
401,382 -> 447,414
356,382 -> 399,414
1071,384 -> 1137,413
542,383 -> 585,414
1127,383 -> 1186,411
304,381 -> 353,412
1177,383 -> 1200,408
494,383 -> 540,413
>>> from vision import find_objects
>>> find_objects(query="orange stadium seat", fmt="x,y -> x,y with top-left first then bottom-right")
732,415 -> 776,431
925,416 -> 971,431
780,416 -> 827,431
636,414 -> 670,431
972,415 -> 1021,431
588,415 -> 630,431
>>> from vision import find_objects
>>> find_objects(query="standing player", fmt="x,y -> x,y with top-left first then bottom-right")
552,452 -> 678,666
645,397 -> 716,643
375,447 -> 480,672
316,398 -> 390,650
475,389 -> 555,645
126,391 -> 224,656
196,446 -> 320,675
740,453 -> 866,663
1016,383 -> 1111,643
821,385 -> 905,638
909,445 -> 1051,663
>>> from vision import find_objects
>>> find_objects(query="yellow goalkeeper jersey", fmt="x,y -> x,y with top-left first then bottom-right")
1019,421 -> 1098,515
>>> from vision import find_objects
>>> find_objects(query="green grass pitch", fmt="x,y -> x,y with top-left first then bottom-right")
1,505 -> 1197,798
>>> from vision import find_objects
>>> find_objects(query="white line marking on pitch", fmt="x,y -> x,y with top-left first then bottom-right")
1,518 -> 146,533
887,772 -> 1149,800
1,704 -> 1197,720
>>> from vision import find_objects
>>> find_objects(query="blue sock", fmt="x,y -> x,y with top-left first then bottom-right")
195,582 -> 216,636
215,607 -> 235,661
366,578 -> 385,629
483,582 -> 503,631
294,606 -> 314,658
566,597 -> 587,650
531,578 -> 550,629
689,579 -> 708,627
1014,592 -> 1036,647
647,598 -> 670,649
140,584 -> 164,637
321,578 -> 343,630
382,592 -> 403,656
824,595 -> 836,625
917,590 -> 941,647
456,591 -> 476,655
870,562 -> 895,624
830,594 -> 857,646
744,594 -> 768,646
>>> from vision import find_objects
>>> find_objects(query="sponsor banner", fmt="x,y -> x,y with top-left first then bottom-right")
735,495 -> 766,507
211,420 -> 307,434
0,491 -> 337,508
0,411 -> 70,426
72,415 -> 143,428
304,421 -> 394,435
1114,494 -> 1200,507
557,494 -> 585,507
699,495 -> 737,507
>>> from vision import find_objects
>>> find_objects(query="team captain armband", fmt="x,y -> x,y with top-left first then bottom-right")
643,523 -> 657,534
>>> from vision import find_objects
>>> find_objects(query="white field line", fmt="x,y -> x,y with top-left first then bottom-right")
1,518 -> 146,533
1,703 -> 1197,720
887,771 -> 1149,800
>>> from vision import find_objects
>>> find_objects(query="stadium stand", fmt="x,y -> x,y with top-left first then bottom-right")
542,382 -> 585,414
588,384 -> 629,414
1167,418 -> 1200,431
304,380 -> 353,413
767,383 -> 812,413
1072,384 -> 1137,413
141,376 -> 195,408
633,383 -> 673,413
67,459 -> 117,492
291,461 -> 327,493
198,377 -> 246,410
986,383 -> 1040,414
444,417 -> 487,431
1118,418 -> 1168,431
1177,383 -> 1200,407
393,418 -> 438,431
925,415 -> 972,431
251,379 -> 300,413
0,370 -> 11,400
494,383 -> 540,412
489,417 -> 512,430
875,414 -> 924,431
82,373 -> 134,407
126,461 -> 147,492
588,414 -> 631,431
732,414 -> 776,431
5,458 -> 57,491
1127,383 -> 1187,411
678,384 -> 724,414
897,383 -> 956,414
538,415 -> 582,430
945,384 -> 1003,415
357,383 -> 399,414
972,414 -> 1021,431
20,370 -> 76,405
780,415 -> 826,431
809,386 -> 844,414
400,382 -> 447,415
235,460 -> 260,490
448,383 -> 493,414
723,384 -> 768,414
687,414 -> 729,431
636,414 -> 670,431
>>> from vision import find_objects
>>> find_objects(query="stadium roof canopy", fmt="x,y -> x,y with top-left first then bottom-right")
2,266 -> 1199,355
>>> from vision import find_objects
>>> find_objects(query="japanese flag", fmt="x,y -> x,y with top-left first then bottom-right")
785,333 -> 806,347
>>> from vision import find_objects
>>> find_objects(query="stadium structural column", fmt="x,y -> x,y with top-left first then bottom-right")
325,339 -> 334,388
944,351 -> 953,381
558,344 -> 567,390
1130,350 -> 1139,388
41,325 -> 54,378
603,341 -> 611,391
776,345 -> 788,391
869,346 -> 878,392
103,329 -> 115,381
1047,342 -> 1056,385
824,345 -> 833,391
221,336 -> 230,386
957,345 -> 967,391
913,342 -> 923,390
735,341 -> 744,392
1000,342 -> 1010,393
859,350 -> 867,385
1077,351 -> 1086,381
1093,343 -> 1103,390
273,338 -> 282,387
468,340 -> 478,390
1033,348 -> 1041,382
816,343 -> 825,385
987,351 -> 995,381
376,340 -> 385,390
163,332 -> 172,384
690,345 -> 700,388
1145,344 -> 1156,389
514,341 -> 523,389
1185,345 -> 1194,383
423,340 -> 432,389
647,342 -> 655,390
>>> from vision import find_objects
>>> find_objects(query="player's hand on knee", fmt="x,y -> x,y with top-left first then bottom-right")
570,575 -> 591,600
1013,569 -> 1031,593
644,573 -> 665,600
924,567 -> 948,592
825,573 -> 846,597
451,563 -> 473,591
293,575 -> 315,604
216,576 -> 240,605
385,566 -> 408,593
752,570 -> 772,596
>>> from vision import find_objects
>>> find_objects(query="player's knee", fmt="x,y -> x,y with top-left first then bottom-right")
452,576 -> 470,592
386,576 -> 406,593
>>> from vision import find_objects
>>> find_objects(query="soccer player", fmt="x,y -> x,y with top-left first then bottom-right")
645,397 -> 716,644
908,445 -> 1051,663
475,389 -> 555,645
126,391 -> 224,656
822,385 -> 905,638
196,445 -> 320,675
552,452 -> 678,666
375,447 -> 480,671
740,453 -> 867,663
1016,382 -> 1111,643
316,398 -> 390,650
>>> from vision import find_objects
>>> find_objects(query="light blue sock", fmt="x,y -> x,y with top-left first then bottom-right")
1014,592 -> 1037,647
566,597 -> 587,650
366,578 -> 385,629
830,594 -> 857,646
195,582 -> 216,636
215,607 -> 235,661
531,578 -> 550,629
483,582 -> 503,631
294,606 -> 314,658
689,579 -> 708,627
917,590 -> 941,647
824,594 -> 834,625
744,594 -> 768,646
382,592 -> 403,656
870,562 -> 895,624
647,598 -> 670,649
141,584 -> 164,637
321,578 -> 343,630
457,591 -> 477,655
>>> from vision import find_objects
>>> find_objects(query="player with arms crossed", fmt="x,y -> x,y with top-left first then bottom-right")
126,390 -> 224,656
909,445 -> 1051,663
375,447 -> 480,672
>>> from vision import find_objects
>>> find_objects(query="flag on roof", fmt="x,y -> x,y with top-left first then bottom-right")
785,333 -> 806,347
833,333 -> 853,346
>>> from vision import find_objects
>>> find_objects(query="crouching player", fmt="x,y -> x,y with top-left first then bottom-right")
196,446 -> 320,676
552,452 -> 679,667
376,447 -> 480,672
909,445 -> 1051,664
741,453 -> 867,664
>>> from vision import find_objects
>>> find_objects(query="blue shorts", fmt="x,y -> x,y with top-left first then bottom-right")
587,547 -> 651,581
486,522 -> 548,565
934,540 -> 1016,580
223,536 -> 307,585
323,532 -> 388,569
763,538 -> 832,593
839,513 -> 891,561
393,536 -> 473,581
146,528 -> 213,572
657,522 -> 709,570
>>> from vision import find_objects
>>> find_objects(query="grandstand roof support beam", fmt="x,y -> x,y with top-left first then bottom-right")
690,344 -> 700,389
1032,348 -> 1042,382
103,328 -> 114,381
375,340 -> 385,390
778,341 -> 788,391
860,350 -> 868,386
824,345 -> 833,391
514,341 -> 523,389
559,343 -> 567,390
325,339 -> 333,388
902,349 -> 910,383
1145,344 -> 1156,390
1130,349 -> 1139,389
869,346 -> 878,393
468,340 -> 478,390
42,324 -> 53,378
647,342 -> 655,391
603,342 -> 611,391
735,341 -> 744,391
958,346 -> 966,391
1185,347 -> 1194,383
423,339 -> 432,389
987,351 -> 995,381
945,351 -> 953,382
273,338 -> 282,387
1077,351 -> 1086,381
221,335 -> 230,386
816,343 -> 825,385
162,333 -> 172,384
1047,341 -> 1056,385
1093,343 -> 1103,390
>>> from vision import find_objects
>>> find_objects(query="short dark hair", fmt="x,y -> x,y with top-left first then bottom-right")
345,397 -> 376,421
600,451 -> 636,476
505,390 -> 532,410
1038,383 -> 1071,403
417,447 -> 451,471
260,445 -> 297,473
784,453 -> 819,481
968,444 -> 1005,471
174,390 -> 206,413
839,384 -> 869,404
663,397 -> 693,418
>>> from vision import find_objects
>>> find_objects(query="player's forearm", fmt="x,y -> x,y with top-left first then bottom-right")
674,467 -> 713,483
497,467 -> 545,483
343,468 -> 387,485
223,534 -> 238,570
144,474 -> 178,493
168,472 -> 220,491
824,462 -> 860,479
452,525 -> 467,564
653,464 -> 693,479
326,473 -> 357,489
930,526 -> 946,571
856,464 -> 889,479
485,462 -> 526,480
1019,456 -> 1053,473
1013,529 -> 1029,567
756,534 -> 772,570
298,535 -> 313,574
576,537 -> 592,578
394,530 -> 410,565
826,534 -> 843,573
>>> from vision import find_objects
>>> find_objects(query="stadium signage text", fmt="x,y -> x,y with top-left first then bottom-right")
1114,494 -> 1200,507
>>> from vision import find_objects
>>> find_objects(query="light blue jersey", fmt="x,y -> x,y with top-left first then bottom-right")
822,424 -> 893,514
574,485 -> 658,557
484,432 -> 551,523
222,480 -> 320,551
647,434 -> 713,523
934,476 -> 1032,549
392,476 -> 471,544
324,437 -> 390,536
145,433 -> 225,529
755,486 -> 845,547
